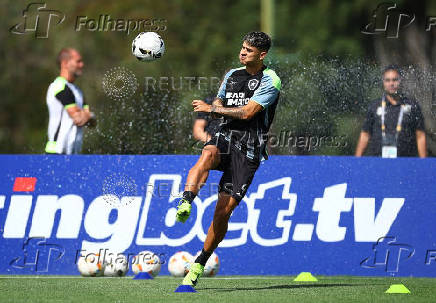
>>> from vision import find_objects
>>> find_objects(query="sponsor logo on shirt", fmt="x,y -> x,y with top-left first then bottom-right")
226,92 -> 249,106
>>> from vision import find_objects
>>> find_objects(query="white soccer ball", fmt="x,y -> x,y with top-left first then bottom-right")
77,253 -> 105,277
131,250 -> 161,277
131,32 -> 165,61
104,253 -> 129,277
168,251 -> 194,277
194,251 -> 220,277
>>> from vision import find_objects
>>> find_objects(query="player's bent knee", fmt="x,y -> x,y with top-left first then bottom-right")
201,149 -> 217,162
201,146 -> 219,162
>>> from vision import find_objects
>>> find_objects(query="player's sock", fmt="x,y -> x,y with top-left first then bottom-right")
182,191 -> 196,204
194,248 -> 212,266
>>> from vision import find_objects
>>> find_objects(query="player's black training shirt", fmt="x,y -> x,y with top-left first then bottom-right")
216,65 -> 281,161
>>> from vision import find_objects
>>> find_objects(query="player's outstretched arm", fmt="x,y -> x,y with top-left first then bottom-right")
192,99 -> 262,120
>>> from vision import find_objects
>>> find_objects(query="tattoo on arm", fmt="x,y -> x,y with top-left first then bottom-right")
212,104 -> 245,119
212,98 -> 223,107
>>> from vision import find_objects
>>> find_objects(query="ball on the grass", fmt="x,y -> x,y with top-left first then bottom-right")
168,251 -> 194,277
104,253 -> 129,277
131,250 -> 161,277
77,253 -> 105,277
194,251 -> 220,277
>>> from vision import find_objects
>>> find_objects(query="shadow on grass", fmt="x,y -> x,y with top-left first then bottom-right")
200,283 -> 367,292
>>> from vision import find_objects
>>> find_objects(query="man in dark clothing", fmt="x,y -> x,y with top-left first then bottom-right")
355,65 -> 427,158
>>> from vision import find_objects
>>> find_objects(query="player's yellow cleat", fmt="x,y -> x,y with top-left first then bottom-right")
182,263 -> 204,287
176,199 -> 192,223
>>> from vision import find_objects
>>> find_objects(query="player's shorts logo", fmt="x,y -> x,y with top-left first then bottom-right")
248,79 -> 259,90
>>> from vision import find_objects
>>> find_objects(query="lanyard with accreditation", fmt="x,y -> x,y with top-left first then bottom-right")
380,94 -> 405,158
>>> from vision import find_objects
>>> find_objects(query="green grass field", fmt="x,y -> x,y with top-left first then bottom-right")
0,275 -> 435,303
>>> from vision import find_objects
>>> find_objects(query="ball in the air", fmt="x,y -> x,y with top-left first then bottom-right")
131,32 -> 165,61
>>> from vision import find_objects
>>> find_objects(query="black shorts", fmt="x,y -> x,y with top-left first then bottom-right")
204,134 -> 260,202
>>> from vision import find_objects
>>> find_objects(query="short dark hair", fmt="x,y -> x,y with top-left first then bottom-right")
243,31 -> 271,52
382,64 -> 402,78
56,48 -> 74,68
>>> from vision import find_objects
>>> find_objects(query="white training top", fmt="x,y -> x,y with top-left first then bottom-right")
46,76 -> 87,154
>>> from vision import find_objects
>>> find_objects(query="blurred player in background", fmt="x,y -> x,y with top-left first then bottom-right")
176,32 -> 281,288
355,65 -> 426,158
45,48 -> 96,154
192,95 -> 221,143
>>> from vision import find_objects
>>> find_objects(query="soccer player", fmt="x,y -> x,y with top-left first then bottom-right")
45,48 -> 96,154
176,32 -> 281,287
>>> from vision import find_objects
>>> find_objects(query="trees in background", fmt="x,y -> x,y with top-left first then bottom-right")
1,0 -> 434,156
